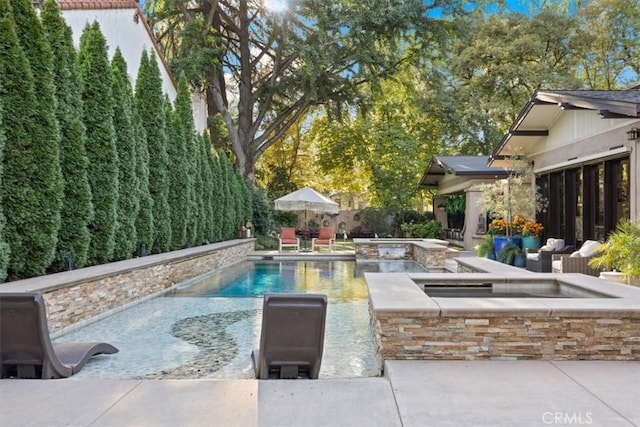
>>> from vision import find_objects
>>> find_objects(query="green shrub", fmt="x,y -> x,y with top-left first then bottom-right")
400,220 -> 442,238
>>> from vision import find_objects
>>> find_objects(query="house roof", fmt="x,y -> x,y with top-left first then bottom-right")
57,0 -> 139,9
490,89 -> 640,162
419,155 -> 509,189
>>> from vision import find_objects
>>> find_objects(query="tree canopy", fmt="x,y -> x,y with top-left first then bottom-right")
147,0 -> 465,179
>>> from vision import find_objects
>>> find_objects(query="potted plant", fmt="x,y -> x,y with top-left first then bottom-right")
520,218 -> 544,250
496,242 -> 522,266
477,154 -> 547,257
476,234 -> 496,259
589,220 -> 640,285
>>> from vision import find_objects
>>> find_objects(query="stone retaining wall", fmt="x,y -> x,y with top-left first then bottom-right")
1,240 -> 254,332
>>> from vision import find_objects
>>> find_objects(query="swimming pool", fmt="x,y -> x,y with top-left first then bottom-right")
56,260 -> 426,379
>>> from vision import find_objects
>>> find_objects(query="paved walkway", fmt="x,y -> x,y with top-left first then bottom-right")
1,360 -> 638,426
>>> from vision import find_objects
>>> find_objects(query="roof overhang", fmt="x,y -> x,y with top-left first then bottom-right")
420,156 -> 509,190
489,90 -> 640,164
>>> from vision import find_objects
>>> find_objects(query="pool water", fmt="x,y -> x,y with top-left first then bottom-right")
56,260 -> 426,380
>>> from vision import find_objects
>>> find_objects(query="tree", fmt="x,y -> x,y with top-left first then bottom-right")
148,0 -> 460,179
218,152 -> 236,239
207,144 -> 222,242
436,8 -> 582,154
135,50 -> 171,253
199,134 -> 215,242
254,113 -> 317,198
165,95 -> 188,250
0,98 -> 9,282
41,0 -> 93,271
111,48 -> 139,260
77,22 -> 119,265
310,67 -> 440,212
174,74 -> 197,247
132,107 -> 154,256
1,0 -> 63,278
572,0 -> 640,89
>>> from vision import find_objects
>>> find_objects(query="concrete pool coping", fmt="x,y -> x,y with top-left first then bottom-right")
366,270 -> 640,318
0,360 -> 638,426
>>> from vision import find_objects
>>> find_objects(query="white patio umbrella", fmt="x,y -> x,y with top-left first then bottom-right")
274,187 -> 339,250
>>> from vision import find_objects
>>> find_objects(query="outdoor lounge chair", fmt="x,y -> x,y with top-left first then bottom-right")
0,292 -> 118,379
252,293 -> 327,379
525,238 -> 574,272
278,227 -> 300,252
551,240 -> 603,276
311,227 -> 335,252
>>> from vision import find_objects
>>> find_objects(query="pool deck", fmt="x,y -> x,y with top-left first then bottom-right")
0,360 -> 638,426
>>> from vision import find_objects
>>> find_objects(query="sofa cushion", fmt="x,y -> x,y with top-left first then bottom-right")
541,238 -> 565,252
552,260 -> 562,273
579,240 -> 602,257
553,239 -> 565,251
570,250 -> 581,257
527,253 -> 539,261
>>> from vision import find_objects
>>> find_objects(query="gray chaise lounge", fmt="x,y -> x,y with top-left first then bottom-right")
0,292 -> 118,379
252,293 -> 327,379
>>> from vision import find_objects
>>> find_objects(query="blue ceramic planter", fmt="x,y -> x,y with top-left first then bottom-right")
493,236 -> 523,257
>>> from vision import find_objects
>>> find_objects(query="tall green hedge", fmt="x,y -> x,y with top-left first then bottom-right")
0,100 -> 9,282
1,0 -> 62,278
165,96 -> 188,250
187,131 -> 203,246
133,107 -> 154,256
111,48 -> 138,260
219,152 -> 236,240
41,0 -> 93,270
175,74 -> 197,247
135,50 -> 171,253
199,133 -> 215,243
77,22 -> 118,265
210,147 -> 223,242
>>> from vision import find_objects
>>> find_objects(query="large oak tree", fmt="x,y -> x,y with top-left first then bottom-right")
148,0 -> 462,180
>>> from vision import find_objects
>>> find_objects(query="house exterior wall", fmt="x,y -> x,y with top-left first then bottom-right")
62,8 -> 207,133
536,111 -> 631,154
534,111 -> 636,167
530,113 -> 640,224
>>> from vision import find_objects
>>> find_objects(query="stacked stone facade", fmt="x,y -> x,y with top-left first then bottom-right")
3,240 -> 254,333
371,310 -> 640,361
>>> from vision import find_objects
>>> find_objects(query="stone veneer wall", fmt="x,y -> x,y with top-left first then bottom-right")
412,245 -> 446,269
371,311 -> 640,361
4,240 -> 254,333
355,242 -> 414,260
354,240 -> 448,269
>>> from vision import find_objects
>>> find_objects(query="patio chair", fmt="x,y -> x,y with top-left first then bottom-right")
252,293 -> 327,379
0,292 -> 118,379
278,227 -> 300,252
525,238 -> 574,272
312,227 -> 335,252
551,240 -> 603,276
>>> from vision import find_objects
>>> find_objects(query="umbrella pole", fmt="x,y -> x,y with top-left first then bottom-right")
304,208 -> 309,251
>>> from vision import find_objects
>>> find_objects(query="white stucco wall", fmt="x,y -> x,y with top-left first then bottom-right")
62,8 -> 207,132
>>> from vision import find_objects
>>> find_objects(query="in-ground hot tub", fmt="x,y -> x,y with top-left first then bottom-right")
420,279 -> 612,299
366,271 -> 640,361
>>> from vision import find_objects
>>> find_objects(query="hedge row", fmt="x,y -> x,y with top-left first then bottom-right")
0,0 -> 251,281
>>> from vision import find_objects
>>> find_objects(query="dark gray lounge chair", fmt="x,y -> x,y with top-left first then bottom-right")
0,292 -> 118,379
252,293 -> 327,379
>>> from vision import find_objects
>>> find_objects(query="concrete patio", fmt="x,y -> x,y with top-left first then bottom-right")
1,360 -> 638,426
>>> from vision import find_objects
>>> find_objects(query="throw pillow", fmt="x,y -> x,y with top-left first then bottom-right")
579,240 -> 602,257
553,239 -> 565,251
